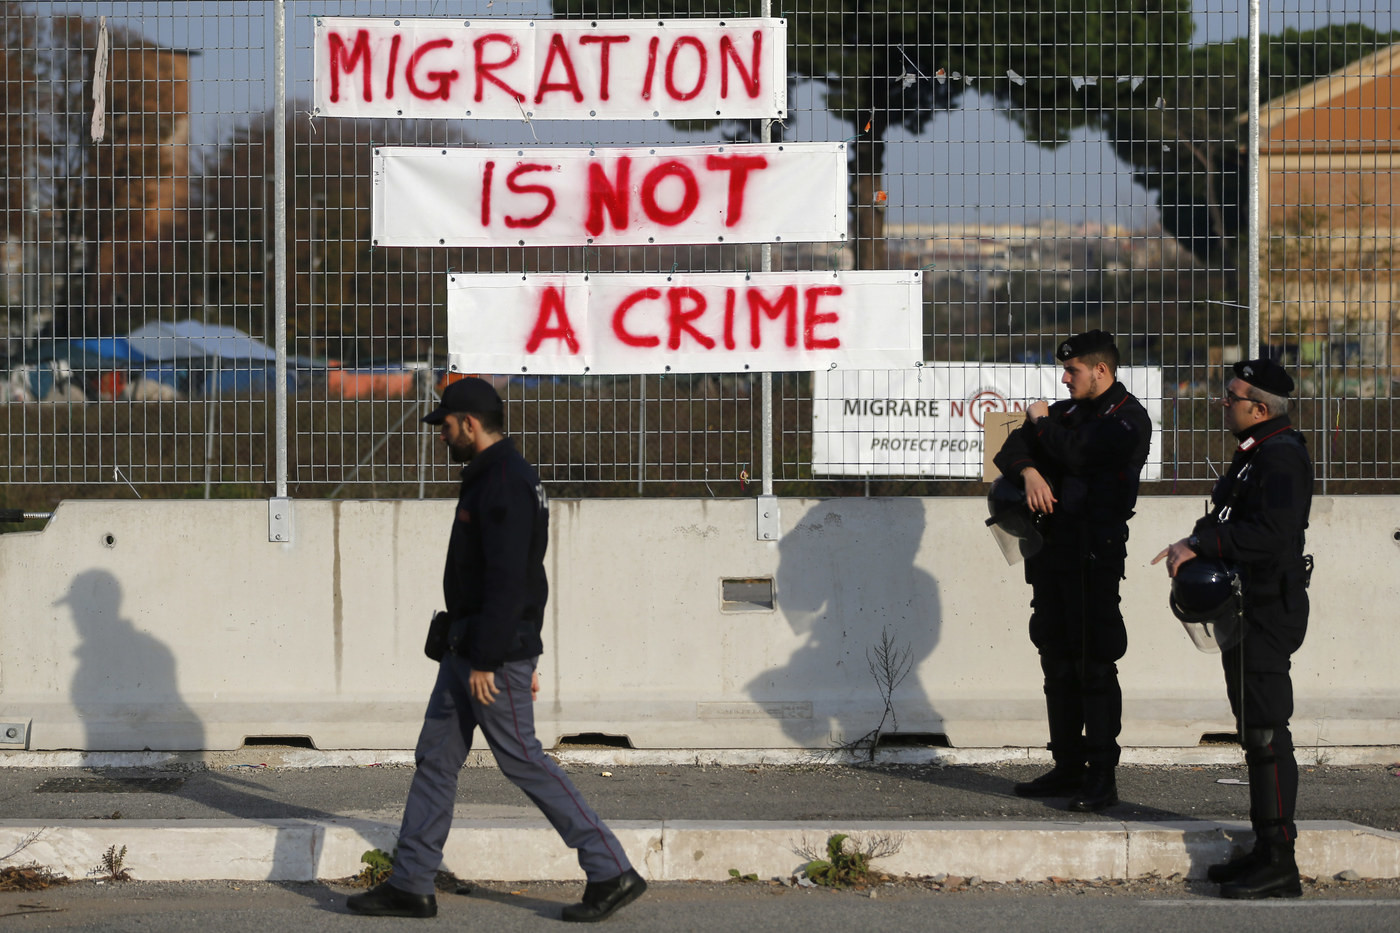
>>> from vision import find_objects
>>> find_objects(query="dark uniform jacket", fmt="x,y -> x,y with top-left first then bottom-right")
992,380 -> 1152,542
443,437 -> 549,670
1191,414 -> 1313,665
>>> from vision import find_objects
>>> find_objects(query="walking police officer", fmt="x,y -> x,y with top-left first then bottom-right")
993,330 -> 1152,812
348,377 -> 646,922
1155,358 -> 1312,899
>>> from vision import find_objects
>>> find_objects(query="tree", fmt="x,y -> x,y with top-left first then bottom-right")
1103,24 -> 1400,270
551,1 -> 1192,269
197,112 -> 476,363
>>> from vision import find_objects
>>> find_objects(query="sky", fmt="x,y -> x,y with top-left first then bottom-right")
53,1 -> 1400,231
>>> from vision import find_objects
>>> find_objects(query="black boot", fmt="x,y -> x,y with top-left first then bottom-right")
1067,766 -> 1117,812
1014,763 -> 1085,798
1206,841 -> 1268,884
561,868 -> 647,923
346,881 -> 437,918
1218,841 -> 1302,899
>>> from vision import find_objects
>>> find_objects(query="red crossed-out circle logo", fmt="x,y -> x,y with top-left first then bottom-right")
966,389 -> 1011,428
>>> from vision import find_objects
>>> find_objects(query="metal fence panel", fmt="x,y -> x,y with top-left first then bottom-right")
1,2 -> 1397,501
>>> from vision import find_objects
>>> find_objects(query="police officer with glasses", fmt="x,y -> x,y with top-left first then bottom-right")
1154,358 -> 1313,900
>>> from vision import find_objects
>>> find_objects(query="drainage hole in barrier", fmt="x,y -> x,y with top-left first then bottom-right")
241,735 -> 317,749
877,733 -> 952,748
1199,732 -> 1241,746
555,733 -> 635,749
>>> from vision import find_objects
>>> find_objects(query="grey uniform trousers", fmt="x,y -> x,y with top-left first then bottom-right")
388,653 -> 632,895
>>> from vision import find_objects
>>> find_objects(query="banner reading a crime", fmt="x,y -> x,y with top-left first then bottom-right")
314,17 -> 787,121
812,365 -> 1164,479
446,271 -> 923,375
372,143 -> 845,248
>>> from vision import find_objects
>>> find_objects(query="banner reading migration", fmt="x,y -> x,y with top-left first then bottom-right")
314,17 -> 787,121
372,143 -> 846,248
445,271 -> 923,376
812,364 -> 1164,479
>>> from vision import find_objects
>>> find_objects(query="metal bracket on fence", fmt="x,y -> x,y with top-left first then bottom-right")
268,497 -> 293,544
756,495 -> 781,542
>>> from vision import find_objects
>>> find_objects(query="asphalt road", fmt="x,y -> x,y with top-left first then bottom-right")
4,877 -> 1400,933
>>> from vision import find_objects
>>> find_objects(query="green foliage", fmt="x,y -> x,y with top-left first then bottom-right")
89,844 -> 132,882
727,867 -> 760,882
358,847 -> 396,887
802,834 -> 872,888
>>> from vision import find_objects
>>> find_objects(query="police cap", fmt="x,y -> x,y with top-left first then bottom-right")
1056,329 -> 1115,362
1232,358 -> 1295,397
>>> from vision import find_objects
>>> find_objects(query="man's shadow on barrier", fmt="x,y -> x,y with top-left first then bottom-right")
747,500 -> 947,753
57,569 -> 352,908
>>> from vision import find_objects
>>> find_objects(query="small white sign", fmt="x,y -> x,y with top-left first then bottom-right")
812,364 -> 1164,479
372,143 -> 846,248
314,17 -> 787,121
446,271 -> 923,375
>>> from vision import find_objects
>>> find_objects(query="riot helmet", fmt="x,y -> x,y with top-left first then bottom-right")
985,476 -> 1044,565
1169,557 -> 1242,652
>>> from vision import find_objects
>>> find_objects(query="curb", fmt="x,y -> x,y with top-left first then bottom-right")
3,819 -> 1397,884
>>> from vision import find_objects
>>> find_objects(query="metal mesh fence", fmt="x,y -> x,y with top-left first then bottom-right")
1,1 -> 1397,502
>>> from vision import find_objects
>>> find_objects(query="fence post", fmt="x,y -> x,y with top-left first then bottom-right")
755,0 -> 781,542
269,0 -> 291,541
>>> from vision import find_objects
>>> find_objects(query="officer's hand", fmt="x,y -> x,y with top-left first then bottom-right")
1151,539 -> 1198,578
1021,467 -> 1056,514
531,670 -> 541,701
469,669 -> 500,706
1027,400 -> 1050,421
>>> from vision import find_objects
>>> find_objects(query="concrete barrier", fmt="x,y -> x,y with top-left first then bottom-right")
1,496 -> 1395,752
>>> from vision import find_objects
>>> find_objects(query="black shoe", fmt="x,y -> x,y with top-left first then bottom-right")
346,881 -> 437,918
1218,845 -> 1302,900
1013,764 -> 1085,798
561,868 -> 647,923
1207,844 -> 1268,884
1067,768 -> 1118,812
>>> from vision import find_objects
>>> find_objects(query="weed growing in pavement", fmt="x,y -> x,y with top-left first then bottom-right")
358,848 -> 396,887
89,844 -> 132,881
727,868 -> 760,882
798,833 -> 904,888
830,627 -> 914,762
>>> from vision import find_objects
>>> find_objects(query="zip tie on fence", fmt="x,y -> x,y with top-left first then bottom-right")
113,466 -> 142,499
304,109 -> 318,135
513,97 -> 539,142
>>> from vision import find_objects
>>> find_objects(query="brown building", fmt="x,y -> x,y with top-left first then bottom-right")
1248,43 -> 1400,391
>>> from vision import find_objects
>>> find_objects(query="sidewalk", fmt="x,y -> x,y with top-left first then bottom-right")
2,748 -> 1398,884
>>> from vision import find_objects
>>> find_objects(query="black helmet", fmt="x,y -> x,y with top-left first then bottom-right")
1169,558 -> 1242,652
985,476 -> 1044,564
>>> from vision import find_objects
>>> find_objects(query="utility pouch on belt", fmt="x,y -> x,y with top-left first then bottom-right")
424,611 -> 451,662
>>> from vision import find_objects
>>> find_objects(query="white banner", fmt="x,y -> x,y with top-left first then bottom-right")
812,365 -> 1164,479
446,272 -> 923,375
372,143 -> 846,248
314,17 -> 786,121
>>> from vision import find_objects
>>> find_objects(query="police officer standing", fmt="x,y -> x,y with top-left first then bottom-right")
348,377 -> 646,922
993,330 -> 1151,812
1154,359 -> 1312,899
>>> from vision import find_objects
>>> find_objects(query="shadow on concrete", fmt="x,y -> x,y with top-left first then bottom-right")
747,500 -> 943,751
56,568 -> 351,897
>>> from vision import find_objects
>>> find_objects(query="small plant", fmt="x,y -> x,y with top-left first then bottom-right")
798,833 -> 903,889
832,626 -> 914,761
727,868 -> 759,882
358,847 -> 396,887
89,844 -> 132,882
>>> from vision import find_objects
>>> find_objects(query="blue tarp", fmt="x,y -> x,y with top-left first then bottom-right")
125,320 -> 278,362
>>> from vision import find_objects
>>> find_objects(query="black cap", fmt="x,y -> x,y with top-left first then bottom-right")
1056,329 -> 1115,362
1233,358 -> 1295,396
422,376 -> 504,425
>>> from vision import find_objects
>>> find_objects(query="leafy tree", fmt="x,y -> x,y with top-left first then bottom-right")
197,112 -> 476,364
551,1 -> 1193,269
1104,23 -> 1400,269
